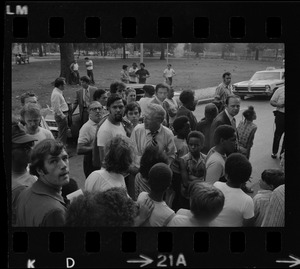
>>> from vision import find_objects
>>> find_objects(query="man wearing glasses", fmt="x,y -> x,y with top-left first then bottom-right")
11,120 -> 37,226
77,101 -> 103,178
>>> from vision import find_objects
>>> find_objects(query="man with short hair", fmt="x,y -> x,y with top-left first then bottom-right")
128,62 -> 139,83
96,94 -> 127,167
84,57 -> 95,84
72,76 -> 97,126
15,139 -> 70,227
110,81 -> 127,101
51,77 -> 69,146
135,63 -> 150,84
130,103 -> 176,169
210,94 -> 241,149
77,101 -> 103,178
214,72 -> 233,112
11,120 -> 37,226
70,59 -> 80,85
20,103 -> 54,145
163,64 -> 176,86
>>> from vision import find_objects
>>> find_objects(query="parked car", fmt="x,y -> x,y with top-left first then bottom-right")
232,68 -> 285,99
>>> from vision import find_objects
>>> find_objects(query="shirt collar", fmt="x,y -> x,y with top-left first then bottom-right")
146,124 -> 162,135
224,108 -> 234,122
31,180 -> 66,205
187,152 -> 205,164
55,87 -> 63,95
88,118 -> 98,126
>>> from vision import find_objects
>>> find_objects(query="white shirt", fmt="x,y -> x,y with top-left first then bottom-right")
77,118 -> 98,146
137,192 -> 175,227
51,87 -> 68,117
129,67 -> 139,83
85,168 -> 126,192
211,182 -> 254,227
85,60 -> 93,70
28,127 -> 54,146
167,209 -> 209,227
271,86 -> 285,113
205,147 -> 226,184
97,118 -> 127,147
73,63 -> 79,71
163,68 -> 176,78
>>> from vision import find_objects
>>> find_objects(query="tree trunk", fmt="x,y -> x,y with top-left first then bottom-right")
255,49 -> 259,60
122,43 -> 126,59
160,43 -> 165,60
38,44 -> 43,57
59,43 -> 74,85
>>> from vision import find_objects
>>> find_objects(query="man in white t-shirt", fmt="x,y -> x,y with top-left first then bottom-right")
77,101 -> 103,178
205,125 -> 236,185
96,94 -> 127,167
211,153 -> 254,227
163,64 -> 176,85
128,62 -> 139,83
20,102 -> 54,146
84,57 -> 95,84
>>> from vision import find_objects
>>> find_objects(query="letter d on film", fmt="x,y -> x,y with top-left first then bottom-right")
66,258 -> 75,268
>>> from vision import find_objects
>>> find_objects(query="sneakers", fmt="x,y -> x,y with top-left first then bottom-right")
271,153 -> 277,159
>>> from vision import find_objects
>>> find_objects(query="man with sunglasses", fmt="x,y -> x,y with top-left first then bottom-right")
11,120 -> 37,226
77,101 -> 103,178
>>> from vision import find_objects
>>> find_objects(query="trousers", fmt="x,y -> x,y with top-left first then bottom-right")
272,111 -> 285,155
55,114 -> 68,146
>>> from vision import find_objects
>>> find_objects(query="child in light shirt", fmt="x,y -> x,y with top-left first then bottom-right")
253,169 -> 284,227
137,163 -> 175,227
168,182 -> 224,227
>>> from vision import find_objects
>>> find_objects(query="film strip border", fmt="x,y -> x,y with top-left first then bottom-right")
4,2 -> 293,42
10,228 -> 288,268
5,1 -> 300,268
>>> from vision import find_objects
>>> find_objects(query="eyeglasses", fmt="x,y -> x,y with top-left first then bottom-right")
90,107 -> 102,112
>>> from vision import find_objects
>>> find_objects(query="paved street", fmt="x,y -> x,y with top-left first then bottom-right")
69,95 -> 284,196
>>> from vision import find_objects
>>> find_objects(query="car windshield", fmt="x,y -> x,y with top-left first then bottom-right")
250,72 -> 281,80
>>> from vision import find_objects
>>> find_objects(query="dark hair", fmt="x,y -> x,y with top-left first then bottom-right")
189,182 -> 225,221
54,77 -> 65,88
243,106 -> 256,121
155,83 -> 170,93
142,85 -> 155,96
84,57 -> 89,60
222,72 -> 231,79
65,188 -> 137,227
29,139 -> 66,177
80,76 -> 90,84
106,94 -> 123,108
225,153 -> 252,184
110,81 -> 126,94
104,136 -> 133,174
122,65 -> 128,69
125,102 -> 141,115
148,163 -> 172,193
205,103 -> 218,120
187,130 -> 205,145
20,92 -> 37,105
225,94 -> 240,105
172,116 -> 189,133
139,146 -> 168,179
261,169 -> 285,189
140,63 -> 145,67
93,89 -> 107,101
213,125 -> 236,145
179,89 -> 195,105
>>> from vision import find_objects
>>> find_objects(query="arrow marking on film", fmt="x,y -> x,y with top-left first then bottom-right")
277,255 -> 300,267
127,254 -> 153,267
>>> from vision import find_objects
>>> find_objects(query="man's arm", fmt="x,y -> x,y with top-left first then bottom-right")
77,143 -> 93,155
51,93 -> 65,118
98,146 -> 105,167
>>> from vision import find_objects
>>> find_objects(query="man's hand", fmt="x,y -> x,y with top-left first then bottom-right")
134,198 -> 154,226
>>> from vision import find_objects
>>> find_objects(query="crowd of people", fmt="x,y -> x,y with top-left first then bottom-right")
11,70 -> 285,227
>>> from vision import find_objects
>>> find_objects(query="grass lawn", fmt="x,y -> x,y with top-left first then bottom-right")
11,56 -> 282,114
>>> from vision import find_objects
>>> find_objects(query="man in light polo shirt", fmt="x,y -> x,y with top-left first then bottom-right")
84,57 -> 95,85
77,101 -> 103,178
51,77 -> 69,146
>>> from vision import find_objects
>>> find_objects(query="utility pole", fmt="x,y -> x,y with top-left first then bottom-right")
140,43 -> 144,64
166,43 -> 169,64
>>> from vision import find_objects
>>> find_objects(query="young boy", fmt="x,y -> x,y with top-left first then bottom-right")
168,182 -> 225,226
137,163 -> 175,227
211,153 -> 254,227
123,102 -> 141,137
179,131 -> 206,209
170,116 -> 191,211
253,169 -> 285,227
